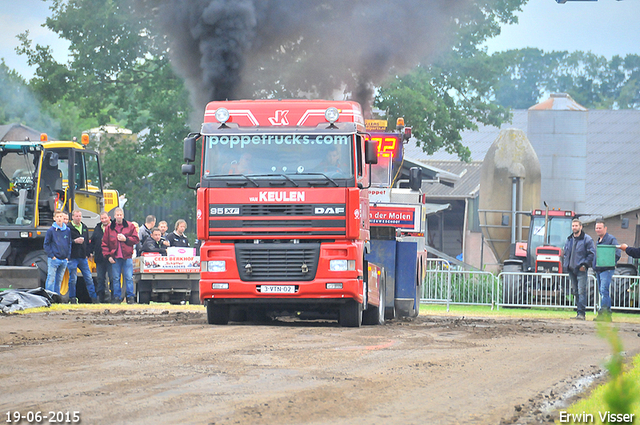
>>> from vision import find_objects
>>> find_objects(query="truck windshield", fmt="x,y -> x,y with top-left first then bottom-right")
0,149 -> 39,225
529,216 -> 573,253
202,133 -> 354,185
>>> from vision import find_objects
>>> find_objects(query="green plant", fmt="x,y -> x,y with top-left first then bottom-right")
596,323 -> 639,421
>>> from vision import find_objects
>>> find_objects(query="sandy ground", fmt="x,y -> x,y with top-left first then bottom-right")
1,307 -> 640,425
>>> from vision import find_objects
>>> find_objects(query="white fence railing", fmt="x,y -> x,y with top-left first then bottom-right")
421,264 -> 640,313
609,274 -> 640,311
499,272 -> 597,310
422,260 -> 497,311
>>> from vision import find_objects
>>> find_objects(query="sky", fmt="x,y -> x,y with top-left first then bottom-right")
1,0 -> 639,79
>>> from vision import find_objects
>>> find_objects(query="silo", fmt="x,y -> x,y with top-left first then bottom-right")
528,93 -> 588,212
479,129 -> 541,264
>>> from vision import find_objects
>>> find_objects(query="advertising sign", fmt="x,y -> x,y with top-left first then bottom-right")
370,204 -> 422,232
134,255 -> 200,273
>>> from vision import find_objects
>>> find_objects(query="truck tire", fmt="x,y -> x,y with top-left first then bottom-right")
613,264 -> 636,308
189,291 -> 200,305
22,250 -> 48,286
363,269 -> 385,325
339,300 -> 362,327
207,301 -> 229,325
502,263 -> 524,305
138,291 -> 151,304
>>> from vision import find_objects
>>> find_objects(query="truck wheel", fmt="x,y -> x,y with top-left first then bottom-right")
502,263 -> 524,305
138,291 -> 151,304
339,300 -> 362,327
206,301 -> 229,325
613,264 -> 636,308
22,250 -> 48,286
189,291 -> 200,305
363,269 -> 385,325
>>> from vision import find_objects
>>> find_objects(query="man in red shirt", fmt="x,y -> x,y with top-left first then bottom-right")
101,207 -> 139,304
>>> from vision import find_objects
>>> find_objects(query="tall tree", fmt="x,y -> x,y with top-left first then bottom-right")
376,0 -> 527,161
17,0 -> 193,225
492,49 -> 640,110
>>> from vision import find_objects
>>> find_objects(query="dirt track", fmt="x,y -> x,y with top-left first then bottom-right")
2,307 -> 640,425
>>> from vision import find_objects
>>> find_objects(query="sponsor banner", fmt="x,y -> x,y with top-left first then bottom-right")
365,119 -> 388,131
370,204 -> 421,232
207,134 -> 350,150
134,255 -> 200,273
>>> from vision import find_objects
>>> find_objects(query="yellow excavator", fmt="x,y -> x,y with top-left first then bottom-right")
0,133 -> 118,294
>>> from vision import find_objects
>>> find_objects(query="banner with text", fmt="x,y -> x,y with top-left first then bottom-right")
370,204 -> 421,232
134,256 -> 201,273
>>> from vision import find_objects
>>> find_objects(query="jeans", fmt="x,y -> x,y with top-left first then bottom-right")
45,257 -> 68,295
596,269 -> 614,313
67,258 -> 98,299
95,260 -> 113,298
568,267 -> 588,316
111,258 -> 134,299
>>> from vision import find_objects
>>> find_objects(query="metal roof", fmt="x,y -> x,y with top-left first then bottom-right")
417,160 -> 482,199
528,92 -> 587,111
0,123 -> 45,142
403,109 -> 640,218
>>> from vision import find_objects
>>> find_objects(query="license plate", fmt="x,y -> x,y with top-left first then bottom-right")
260,285 -> 296,294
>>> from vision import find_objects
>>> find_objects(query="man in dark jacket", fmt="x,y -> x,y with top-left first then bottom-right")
102,207 -> 139,304
166,219 -> 190,247
136,214 -> 156,255
44,210 -> 71,296
140,228 -> 167,256
592,220 -> 621,321
68,209 -> 99,304
563,218 -> 596,320
620,243 -> 640,258
90,211 -> 113,303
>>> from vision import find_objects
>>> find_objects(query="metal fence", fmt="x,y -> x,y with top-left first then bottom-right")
608,274 -> 640,312
499,272 -> 597,310
422,259 -> 497,311
422,264 -> 640,313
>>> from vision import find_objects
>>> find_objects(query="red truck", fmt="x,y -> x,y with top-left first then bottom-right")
182,100 -> 387,326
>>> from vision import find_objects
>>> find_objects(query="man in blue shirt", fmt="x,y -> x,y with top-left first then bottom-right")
43,210 -> 72,296
593,220 -> 621,321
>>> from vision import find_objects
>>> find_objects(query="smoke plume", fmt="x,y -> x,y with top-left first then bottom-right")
158,0 -> 472,117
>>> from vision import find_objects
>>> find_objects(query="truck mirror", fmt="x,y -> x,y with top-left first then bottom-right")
183,136 -> 197,162
46,151 -> 59,168
409,167 -> 422,191
181,163 -> 195,175
365,139 -> 378,164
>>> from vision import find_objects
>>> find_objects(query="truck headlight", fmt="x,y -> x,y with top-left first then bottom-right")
329,260 -> 355,271
203,260 -> 226,272
215,108 -> 230,123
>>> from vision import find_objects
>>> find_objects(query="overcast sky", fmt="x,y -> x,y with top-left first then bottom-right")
1,0 -> 639,79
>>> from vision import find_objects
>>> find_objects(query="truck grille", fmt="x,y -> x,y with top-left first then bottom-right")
209,203 -> 346,238
235,243 -> 320,281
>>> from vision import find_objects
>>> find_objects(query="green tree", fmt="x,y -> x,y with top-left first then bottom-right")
0,60 -> 61,133
375,0 -> 527,161
492,48 -> 640,110
16,0 -> 193,224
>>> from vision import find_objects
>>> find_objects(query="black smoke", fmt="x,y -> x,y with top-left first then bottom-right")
158,0 -> 472,117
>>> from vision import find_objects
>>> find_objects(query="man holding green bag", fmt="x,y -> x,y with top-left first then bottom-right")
593,220 -> 621,322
